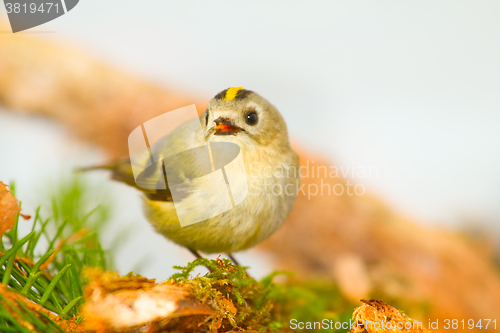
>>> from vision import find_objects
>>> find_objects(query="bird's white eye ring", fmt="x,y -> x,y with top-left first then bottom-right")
245,111 -> 258,125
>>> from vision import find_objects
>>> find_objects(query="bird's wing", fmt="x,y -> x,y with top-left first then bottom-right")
90,115 -> 210,202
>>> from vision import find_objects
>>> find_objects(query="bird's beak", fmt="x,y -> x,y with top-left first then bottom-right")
213,118 -> 243,135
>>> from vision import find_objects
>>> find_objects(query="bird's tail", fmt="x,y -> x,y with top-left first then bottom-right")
77,158 -> 134,184
76,164 -> 117,172
77,158 -> 173,202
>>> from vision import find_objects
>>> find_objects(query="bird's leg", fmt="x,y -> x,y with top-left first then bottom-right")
187,248 -> 214,273
227,253 -> 252,278
227,253 -> 241,266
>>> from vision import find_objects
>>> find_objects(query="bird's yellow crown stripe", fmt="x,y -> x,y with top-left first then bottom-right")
224,87 -> 244,101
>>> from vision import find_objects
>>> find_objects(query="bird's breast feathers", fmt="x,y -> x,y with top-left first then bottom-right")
143,144 -> 299,253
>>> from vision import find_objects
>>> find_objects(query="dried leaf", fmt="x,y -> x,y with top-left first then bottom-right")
81,270 -> 216,333
0,181 -> 21,237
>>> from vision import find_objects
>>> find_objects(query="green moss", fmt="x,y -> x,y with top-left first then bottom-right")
169,258 -> 357,332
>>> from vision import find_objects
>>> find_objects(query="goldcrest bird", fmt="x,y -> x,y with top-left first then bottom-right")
93,87 -> 299,261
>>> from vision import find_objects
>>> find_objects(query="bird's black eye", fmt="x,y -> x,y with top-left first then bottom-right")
245,111 -> 258,125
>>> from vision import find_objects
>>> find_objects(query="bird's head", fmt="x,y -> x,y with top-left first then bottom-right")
203,87 -> 290,150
